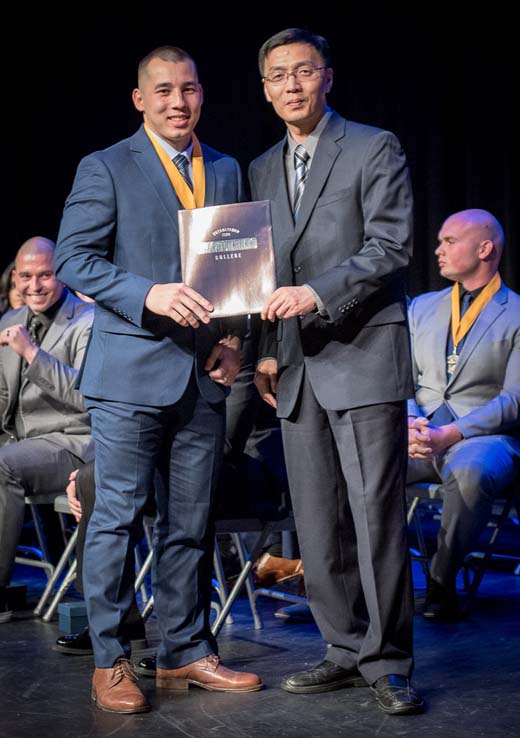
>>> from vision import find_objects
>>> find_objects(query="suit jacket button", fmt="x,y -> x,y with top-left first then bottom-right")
293,265 -> 301,273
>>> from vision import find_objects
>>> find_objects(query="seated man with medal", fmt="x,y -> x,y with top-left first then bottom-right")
407,209 -> 520,619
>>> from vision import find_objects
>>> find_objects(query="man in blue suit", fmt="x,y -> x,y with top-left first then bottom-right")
55,46 -> 261,714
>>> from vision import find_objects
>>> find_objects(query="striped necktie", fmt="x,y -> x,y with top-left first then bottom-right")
293,145 -> 309,217
173,153 -> 193,191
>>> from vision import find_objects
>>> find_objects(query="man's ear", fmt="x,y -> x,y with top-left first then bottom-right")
132,88 -> 144,112
263,82 -> 273,104
478,239 -> 495,261
324,68 -> 333,94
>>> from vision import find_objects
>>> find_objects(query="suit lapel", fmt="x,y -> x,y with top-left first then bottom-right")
203,153 -> 216,206
291,117 -> 344,246
429,292 -> 452,383
130,126 -> 183,228
263,143 -> 295,278
448,285 -> 508,385
40,291 -> 76,355
268,142 -> 293,230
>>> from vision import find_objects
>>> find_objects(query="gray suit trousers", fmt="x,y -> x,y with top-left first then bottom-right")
0,435 -> 79,586
281,371 -> 414,685
407,435 -> 519,586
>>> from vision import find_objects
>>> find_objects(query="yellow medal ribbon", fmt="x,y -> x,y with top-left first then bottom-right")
143,124 -> 205,209
451,272 -> 501,348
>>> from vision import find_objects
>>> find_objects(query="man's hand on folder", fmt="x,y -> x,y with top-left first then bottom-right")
145,282 -> 214,327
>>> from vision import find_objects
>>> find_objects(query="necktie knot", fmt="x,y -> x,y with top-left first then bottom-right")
294,145 -> 309,167
172,153 -> 193,191
460,291 -> 472,317
293,145 -> 309,217
28,316 -> 43,346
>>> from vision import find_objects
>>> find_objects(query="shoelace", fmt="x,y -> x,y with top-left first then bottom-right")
111,658 -> 138,686
205,654 -> 220,671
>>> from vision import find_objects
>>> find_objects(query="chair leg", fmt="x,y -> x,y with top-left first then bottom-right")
407,496 -> 431,580
42,559 -> 78,622
141,595 -> 154,622
212,538 -> 234,624
25,502 -> 55,581
134,548 -> 153,596
211,523 -> 276,637
134,545 -> 150,604
231,533 -> 263,630
34,527 -> 79,616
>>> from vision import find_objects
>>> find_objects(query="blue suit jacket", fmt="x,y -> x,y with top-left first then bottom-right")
55,126 -> 245,406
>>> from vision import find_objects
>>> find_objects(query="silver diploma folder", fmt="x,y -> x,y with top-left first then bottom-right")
179,200 -> 276,318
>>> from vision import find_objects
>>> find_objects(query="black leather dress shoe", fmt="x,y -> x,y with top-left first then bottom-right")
134,654 -> 157,677
371,675 -> 424,715
281,660 -> 367,694
54,628 -> 93,655
424,575 -> 465,620
55,628 -> 148,655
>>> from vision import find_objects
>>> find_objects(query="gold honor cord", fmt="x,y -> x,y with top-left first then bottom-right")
447,272 -> 501,375
144,124 -> 206,209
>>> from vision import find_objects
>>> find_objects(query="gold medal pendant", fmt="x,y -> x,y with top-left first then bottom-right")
447,347 -> 458,375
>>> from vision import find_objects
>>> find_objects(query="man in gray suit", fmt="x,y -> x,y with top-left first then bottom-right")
0,236 -> 93,623
250,29 -> 422,715
408,208 -> 520,619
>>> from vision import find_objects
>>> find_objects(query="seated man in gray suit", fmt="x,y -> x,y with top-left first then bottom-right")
408,209 -> 520,619
0,236 -> 94,622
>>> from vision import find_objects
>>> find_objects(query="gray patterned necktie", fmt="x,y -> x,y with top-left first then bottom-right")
293,145 -> 310,216
173,153 -> 193,191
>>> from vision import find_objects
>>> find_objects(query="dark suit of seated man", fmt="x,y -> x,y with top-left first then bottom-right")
0,237 -> 94,623
407,209 -> 520,619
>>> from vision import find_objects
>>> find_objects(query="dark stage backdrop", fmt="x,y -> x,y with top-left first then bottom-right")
7,4 -> 519,296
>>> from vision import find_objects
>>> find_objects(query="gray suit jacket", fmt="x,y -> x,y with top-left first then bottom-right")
408,282 -> 520,454
249,112 -> 414,416
0,290 -> 94,461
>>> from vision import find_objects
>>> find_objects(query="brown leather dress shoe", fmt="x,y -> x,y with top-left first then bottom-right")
92,658 -> 151,713
156,654 -> 263,692
253,553 -> 304,588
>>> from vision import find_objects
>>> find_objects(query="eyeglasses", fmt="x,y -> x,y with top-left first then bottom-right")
262,66 -> 326,85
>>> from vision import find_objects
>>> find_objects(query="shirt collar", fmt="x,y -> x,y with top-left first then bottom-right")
286,108 -> 333,159
28,287 -> 67,330
147,128 -> 194,162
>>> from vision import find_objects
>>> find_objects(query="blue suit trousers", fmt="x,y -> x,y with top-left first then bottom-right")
84,377 -> 225,668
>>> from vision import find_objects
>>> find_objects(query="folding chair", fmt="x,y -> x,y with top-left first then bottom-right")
211,512 -> 298,636
138,450 -> 303,634
36,497 -> 156,622
406,477 -> 520,605
35,494 -> 79,618
15,492 -> 66,580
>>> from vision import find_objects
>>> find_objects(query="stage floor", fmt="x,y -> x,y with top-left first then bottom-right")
1,562 -> 519,738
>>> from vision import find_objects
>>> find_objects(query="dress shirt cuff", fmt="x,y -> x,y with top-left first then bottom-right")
304,284 -> 327,317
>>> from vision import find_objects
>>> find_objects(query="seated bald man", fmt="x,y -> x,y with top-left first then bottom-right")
0,237 -> 93,622
407,209 -> 520,619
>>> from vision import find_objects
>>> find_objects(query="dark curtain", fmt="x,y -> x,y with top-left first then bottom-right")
7,5 -> 518,296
